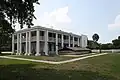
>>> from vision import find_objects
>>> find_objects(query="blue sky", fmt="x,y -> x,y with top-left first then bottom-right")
31,0 -> 120,43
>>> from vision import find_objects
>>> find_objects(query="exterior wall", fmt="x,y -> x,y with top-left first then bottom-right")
80,35 -> 88,48
92,49 -> 120,53
12,26 -> 88,55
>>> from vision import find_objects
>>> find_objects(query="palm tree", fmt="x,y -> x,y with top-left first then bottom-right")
92,34 -> 99,42
92,33 -> 101,53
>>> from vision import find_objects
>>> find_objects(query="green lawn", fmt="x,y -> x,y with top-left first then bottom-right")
0,53 -> 120,80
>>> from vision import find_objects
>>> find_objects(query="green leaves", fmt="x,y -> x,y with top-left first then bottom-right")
92,33 -> 99,42
0,0 -> 40,29
112,38 -> 120,49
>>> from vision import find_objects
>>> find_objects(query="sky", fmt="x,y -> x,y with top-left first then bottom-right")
16,0 -> 120,43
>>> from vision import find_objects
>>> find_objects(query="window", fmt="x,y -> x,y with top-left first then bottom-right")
40,31 -> 44,36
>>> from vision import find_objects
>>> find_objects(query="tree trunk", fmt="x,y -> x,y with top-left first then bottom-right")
99,44 -> 101,53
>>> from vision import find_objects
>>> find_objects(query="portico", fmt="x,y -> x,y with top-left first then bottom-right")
12,26 -> 88,56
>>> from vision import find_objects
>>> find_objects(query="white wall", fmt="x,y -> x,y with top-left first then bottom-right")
80,35 -> 88,48
92,49 -> 120,53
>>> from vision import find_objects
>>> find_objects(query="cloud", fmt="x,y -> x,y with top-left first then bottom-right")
108,15 -> 120,30
33,6 -> 72,30
14,6 -> 72,33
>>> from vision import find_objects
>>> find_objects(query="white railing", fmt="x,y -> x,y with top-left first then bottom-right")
92,49 -> 120,53
48,37 -> 56,42
70,40 -> 73,44
14,39 -> 17,43
74,41 -> 78,45
64,39 -> 69,43
31,36 -> 36,41
58,38 -> 62,43
40,36 -> 45,41
22,38 -> 26,42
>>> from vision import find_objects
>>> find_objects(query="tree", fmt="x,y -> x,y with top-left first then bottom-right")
0,0 -> 40,28
112,36 -> 120,49
118,36 -> 120,40
87,40 -> 99,49
92,34 -> 99,42
92,33 -> 101,53
0,0 -> 40,53
0,12 -> 14,54
101,43 -> 114,49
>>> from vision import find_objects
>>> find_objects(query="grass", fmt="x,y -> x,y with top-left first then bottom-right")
0,53 -> 120,80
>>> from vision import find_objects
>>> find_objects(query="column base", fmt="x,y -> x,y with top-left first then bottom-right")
56,52 -> 58,55
44,52 -> 48,56
35,53 -> 41,56
11,52 -> 14,55
18,53 -> 22,55
24,53 -> 28,56
16,53 -> 19,55
28,53 -> 32,56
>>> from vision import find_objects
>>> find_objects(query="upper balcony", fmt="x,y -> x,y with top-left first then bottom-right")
64,39 -> 69,43
48,37 -> 56,42
31,36 -> 45,41
74,41 -> 78,45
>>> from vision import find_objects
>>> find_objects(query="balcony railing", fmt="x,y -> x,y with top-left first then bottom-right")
64,39 -> 69,43
48,37 -> 56,42
31,36 -> 36,41
40,36 -> 45,41
74,41 -> 78,45
58,38 -> 62,43
14,39 -> 17,43
22,38 -> 26,42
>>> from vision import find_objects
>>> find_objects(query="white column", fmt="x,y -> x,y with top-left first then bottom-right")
61,34 -> 64,48
80,36 -> 82,48
28,31 -> 31,56
78,37 -> 80,46
19,33 -> 22,55
73,36 -> 74,47
35,30 -> 40,56
17,34 -> 19,55
44,30 -> 48,55
25,32 -> 28,55
56,33 -> 58,55
12,34 -> 14,54
68,35 -> 70,47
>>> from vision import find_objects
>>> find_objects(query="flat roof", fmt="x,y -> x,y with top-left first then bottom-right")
14,26 -> 86,37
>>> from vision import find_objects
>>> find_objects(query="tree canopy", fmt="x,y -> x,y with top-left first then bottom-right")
0,12 -> 14,53
112,36 -> 120,49
92,33 -> 99,42
0,0 -> 40,53
0,0 -> 40,28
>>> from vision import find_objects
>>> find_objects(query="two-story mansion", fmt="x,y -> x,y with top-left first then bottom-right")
12,26 -> 88,56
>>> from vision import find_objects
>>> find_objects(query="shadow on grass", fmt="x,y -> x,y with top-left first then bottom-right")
0,64 -> 118,80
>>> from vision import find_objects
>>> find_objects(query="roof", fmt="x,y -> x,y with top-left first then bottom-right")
14,26 -> 84,37
59,47 -> 91,51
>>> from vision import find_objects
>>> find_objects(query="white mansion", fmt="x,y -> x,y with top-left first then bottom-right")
12,26 -> 88,56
